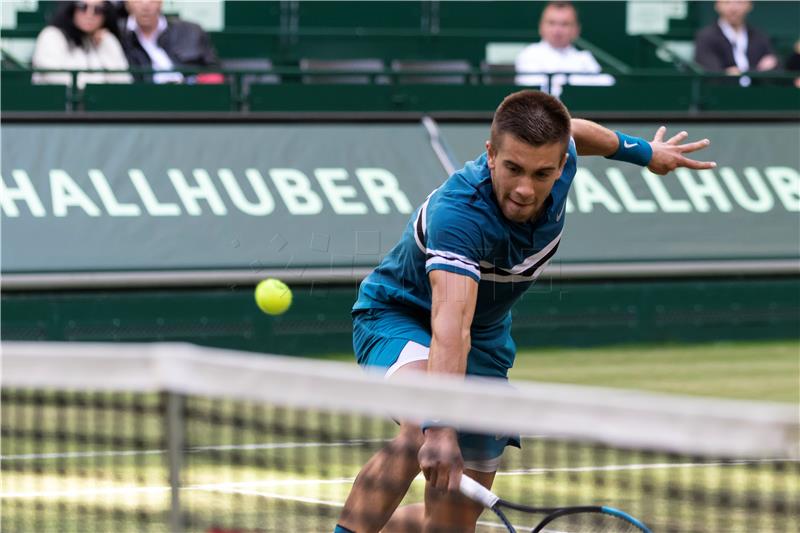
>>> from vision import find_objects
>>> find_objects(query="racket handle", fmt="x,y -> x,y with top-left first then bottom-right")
459,474 -> 500,508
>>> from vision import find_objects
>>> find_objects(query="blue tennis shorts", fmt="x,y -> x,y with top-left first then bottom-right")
352,306 -> 520,472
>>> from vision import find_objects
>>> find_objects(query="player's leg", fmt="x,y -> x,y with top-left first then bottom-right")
383,429 -> 516,532
339,312 -> 516,532
383,468 -> 496,533
338,308 -> 433,532
337,360 -> 427,533
423,468 -> 495,533
416,335 -> 518,532
382,503 -> 424,533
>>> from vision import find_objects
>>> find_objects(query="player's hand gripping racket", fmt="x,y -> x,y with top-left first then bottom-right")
459,474 -> 652,532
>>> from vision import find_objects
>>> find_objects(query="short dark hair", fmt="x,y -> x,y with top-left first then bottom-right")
49,1 -> 121,48
545,1 -> 577,13
541,1 -> 579,24
490,90 -> 571,152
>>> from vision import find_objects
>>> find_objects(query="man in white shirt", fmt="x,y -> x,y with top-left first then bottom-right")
125,8 -> 182,84
515,1 -> 614,97
121,0 -> 219,84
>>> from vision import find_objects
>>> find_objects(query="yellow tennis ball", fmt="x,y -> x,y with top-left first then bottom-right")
255,278 -> 292,315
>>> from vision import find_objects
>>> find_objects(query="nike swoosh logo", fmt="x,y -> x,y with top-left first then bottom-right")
555,204 -> 566,222
623,141 -> 638,149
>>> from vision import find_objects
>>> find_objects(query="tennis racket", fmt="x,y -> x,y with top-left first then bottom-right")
459,475 -> 652,533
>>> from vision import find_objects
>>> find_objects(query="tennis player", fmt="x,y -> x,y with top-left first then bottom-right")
335,90 -> 715,533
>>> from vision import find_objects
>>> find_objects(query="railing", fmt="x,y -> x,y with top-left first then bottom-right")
3,66 -> 799,114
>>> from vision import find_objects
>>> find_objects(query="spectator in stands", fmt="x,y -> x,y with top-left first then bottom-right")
108,0 -> 128,20
785,40 -> 800,89
694,0 -> 778,87
120,0 -> 220,84
32,0 -> 131,88
514,1 -> 614,97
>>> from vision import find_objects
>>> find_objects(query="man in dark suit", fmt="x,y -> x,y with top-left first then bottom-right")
694,0 -> 778,86
120,0 -> 219,83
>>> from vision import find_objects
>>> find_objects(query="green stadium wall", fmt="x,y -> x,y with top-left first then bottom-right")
2,278 -> 798,355
2,116 -> 798,352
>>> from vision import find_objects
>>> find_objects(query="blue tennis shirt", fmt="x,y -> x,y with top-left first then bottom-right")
354,139 -> 577,340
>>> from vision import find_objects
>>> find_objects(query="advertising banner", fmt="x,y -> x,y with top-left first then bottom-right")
2,121 -> 797,274
2,123 -> 446,272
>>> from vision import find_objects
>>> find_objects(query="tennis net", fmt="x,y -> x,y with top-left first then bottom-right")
1,341 -> 798,532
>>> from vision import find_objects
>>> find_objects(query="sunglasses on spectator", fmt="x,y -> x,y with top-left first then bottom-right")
75,2 -> 105,16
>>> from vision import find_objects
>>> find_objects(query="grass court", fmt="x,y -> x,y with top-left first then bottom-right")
2,340 -> 797,532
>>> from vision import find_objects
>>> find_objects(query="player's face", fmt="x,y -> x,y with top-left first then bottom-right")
538,5 -> 580,49
487,134 -> 567,224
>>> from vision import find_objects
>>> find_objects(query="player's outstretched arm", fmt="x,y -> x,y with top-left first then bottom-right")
571,118 -> 717,176
418,269 -> 478,492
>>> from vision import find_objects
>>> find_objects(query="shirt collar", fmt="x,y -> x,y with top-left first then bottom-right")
718,19 -> 745,41
127,15 -> 168,39
540,40 -> 578,55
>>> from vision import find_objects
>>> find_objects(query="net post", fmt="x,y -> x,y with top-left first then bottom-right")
166,391 -> 185,533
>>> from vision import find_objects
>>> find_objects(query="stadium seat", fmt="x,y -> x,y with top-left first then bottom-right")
480,62 -> 516,85
83,84 -> 234,112
220,58 -> 280,99
391,59 -> 473,84
249,84 -> 395,111
299,58 -> 387,84
248,83 -> 515,112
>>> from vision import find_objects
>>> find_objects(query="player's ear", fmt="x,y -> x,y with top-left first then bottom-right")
486,140 -> 496,169
558,151 -> 568,172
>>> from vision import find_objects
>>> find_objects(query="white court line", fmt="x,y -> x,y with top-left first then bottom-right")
497,458 -> 793,476
1,485 -> 172,499
0,478 -> 357,499
0,449 -> 166,461
0,436 -> 559,462
192,438 -> 386,453
202,486 -> 517,531
8,434 -> 788,464
0,438 -> 387,461
477,521 -> 519,531
209,487 -> 343,507
3,458 -> 790,499
1,458 -> 775,498
0,480 -> 359,500
188,478 -> 356,490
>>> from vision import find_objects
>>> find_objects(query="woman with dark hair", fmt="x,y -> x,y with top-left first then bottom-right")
32,0 -> 131,88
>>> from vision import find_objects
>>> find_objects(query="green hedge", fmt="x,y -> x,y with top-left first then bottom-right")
4,76 -> 798,113
3,277 -> 798,356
